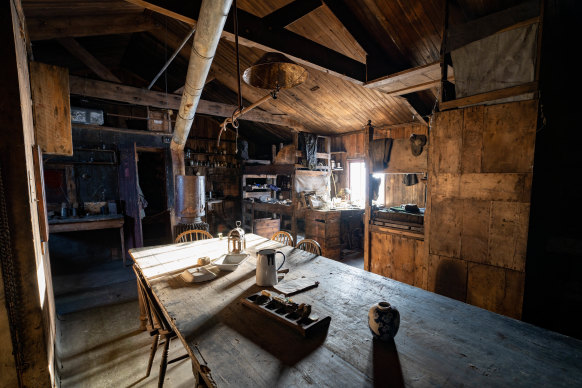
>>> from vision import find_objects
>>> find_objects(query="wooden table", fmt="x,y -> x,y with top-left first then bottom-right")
130,234 -> 582,387
49,214 -> 126,265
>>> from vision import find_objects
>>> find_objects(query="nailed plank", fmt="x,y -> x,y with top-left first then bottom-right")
487,201 -> 530,272
27,13 -> 160,40
439,82 -> 538,111
381,138 -> 428,173
428,197 -> 463,258
57,38 -> 121,83
365,62 -> 454,96
467,263 -> 525,319
482,100 -> 537,173
68,76 -> 302,129
459,173 -> 532,202
446,0 -> 540,52
460,199 -> 490,264
431,109 -> 463,174
461,105 -> 484,173
30,62 -> 72,156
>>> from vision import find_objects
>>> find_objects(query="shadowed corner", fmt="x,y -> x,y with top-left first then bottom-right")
372,337 -> 405,388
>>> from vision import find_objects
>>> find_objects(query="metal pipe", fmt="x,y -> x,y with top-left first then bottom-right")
171,0 -> 233,152
147,26 -> 196,90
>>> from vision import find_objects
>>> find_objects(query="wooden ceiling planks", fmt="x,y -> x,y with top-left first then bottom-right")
286,4 -> 367,63
345,0 -> 442,68
236,0 -> 294,18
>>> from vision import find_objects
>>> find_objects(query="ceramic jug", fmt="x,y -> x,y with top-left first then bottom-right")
368,302 -> 400,341
256,249 -> 285,286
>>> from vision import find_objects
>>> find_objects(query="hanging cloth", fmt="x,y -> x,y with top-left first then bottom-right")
371,138 -> 393,173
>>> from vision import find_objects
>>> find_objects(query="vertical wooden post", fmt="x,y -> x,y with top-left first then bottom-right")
363,121 -> 374,271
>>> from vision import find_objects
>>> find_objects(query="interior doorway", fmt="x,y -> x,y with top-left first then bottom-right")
136,148 -> 172,246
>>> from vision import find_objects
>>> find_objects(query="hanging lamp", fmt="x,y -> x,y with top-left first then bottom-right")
217,2 -> 308,147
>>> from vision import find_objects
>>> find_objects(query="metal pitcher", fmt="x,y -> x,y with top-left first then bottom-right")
256,249 -> 285,286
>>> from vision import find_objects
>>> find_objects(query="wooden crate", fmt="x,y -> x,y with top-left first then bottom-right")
147,108 -> 172,133
253,218 -> 280,239
305,210 -> 341,260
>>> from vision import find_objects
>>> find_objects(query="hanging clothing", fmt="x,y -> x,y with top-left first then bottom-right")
371,138 -> 393,172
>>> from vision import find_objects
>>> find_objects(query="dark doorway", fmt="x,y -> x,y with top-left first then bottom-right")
137,149 -> 172,246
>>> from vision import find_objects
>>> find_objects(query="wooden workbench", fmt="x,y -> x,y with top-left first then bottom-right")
49,214 -> 126,265
129,234 -> 582,387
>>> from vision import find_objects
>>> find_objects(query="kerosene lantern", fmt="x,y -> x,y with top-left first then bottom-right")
227,221 -> 246,254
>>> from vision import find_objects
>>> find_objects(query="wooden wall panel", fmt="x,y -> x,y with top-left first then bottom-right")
383,138 -> 428,173
427,254 -> 467,302
369,231 -> 426,288
461,106 -> 484,173
459,173 -> 532,202
466,263 -> 525,319
487,201 -> 530,272
482,100 -> 537,173
29,61 -> 72,155
428,197 -> 462,257
431,109 -> 463,174
428,100 -> 537,319
460,199 -> 490,264
384,174 -> 426,207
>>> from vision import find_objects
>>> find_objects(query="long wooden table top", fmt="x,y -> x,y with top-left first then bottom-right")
130,234 -> 582,387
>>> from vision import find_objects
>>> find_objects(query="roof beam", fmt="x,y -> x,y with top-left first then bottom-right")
27,13 -> 161,41
68,75 -> 304,129
57,38 -> 121,83
124,0 -> 365,83
261,0 -> 322,27
446,0 -> 540,52
365,62 -> 454,96
323,0 -> 407,80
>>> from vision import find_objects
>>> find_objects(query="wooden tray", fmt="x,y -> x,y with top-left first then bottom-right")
241,292 -> 331,336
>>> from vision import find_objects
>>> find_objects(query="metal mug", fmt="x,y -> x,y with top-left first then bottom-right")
256,249 -> 285,286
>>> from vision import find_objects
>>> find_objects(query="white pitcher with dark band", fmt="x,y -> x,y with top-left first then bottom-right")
256,249 -> 285,286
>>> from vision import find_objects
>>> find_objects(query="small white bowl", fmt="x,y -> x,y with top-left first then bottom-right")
215,253 -> 249,271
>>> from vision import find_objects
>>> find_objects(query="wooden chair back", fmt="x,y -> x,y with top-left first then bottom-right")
132,266 -> 172,333
271,230 -> 294,246
295,239 -> 322,256
175,229 -> 213,243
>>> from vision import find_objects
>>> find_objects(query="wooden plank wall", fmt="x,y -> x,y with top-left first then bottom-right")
29,61 -> 72,155
427,100 -> 537,319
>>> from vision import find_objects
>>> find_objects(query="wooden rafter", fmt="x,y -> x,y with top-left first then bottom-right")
57,38 -> 121,83
124,0 -> 365,83
261,0 -> 322,27
446,0 -> 540,53
27,13 -> 161,41
323,0 -> 406,79
68,75 -> 305,130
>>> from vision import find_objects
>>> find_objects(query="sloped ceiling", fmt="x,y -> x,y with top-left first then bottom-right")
22,0 -> 531,139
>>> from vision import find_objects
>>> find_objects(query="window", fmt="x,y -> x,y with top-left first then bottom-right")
349,160 -> 366,205
372,173 -> 385,205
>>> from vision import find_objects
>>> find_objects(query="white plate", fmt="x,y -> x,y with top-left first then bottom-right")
214,253 -> 249,271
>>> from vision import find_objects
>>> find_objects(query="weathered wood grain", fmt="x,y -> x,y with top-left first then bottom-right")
482,100 -> 537,173
427,254 -> 467,302
466,263 -> 526,319
428,197 -> 462,257
460,200 -> 490,264
29,61 -> 72,155
461,105 -> 484,173
131,235 -> 582,387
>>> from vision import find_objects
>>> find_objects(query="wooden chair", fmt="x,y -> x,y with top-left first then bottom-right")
174,229 -> 213,243
295,239 -> 322,255
271,230 -> 294,246
133,266 -> 190,386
